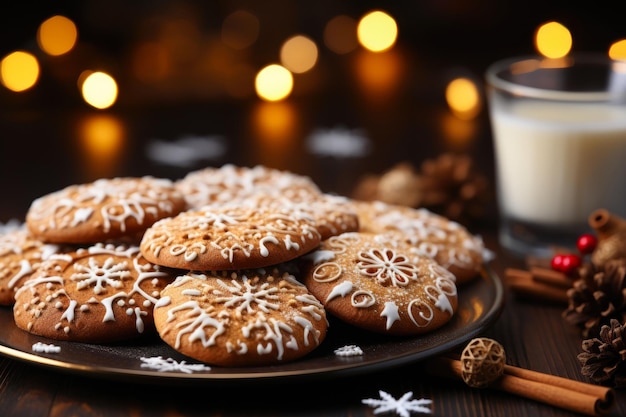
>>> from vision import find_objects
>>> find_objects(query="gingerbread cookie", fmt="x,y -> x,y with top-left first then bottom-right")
13,243 -> 175,342
352,200 -> 485,284
140,205 -> 322,270
0,227 -> 62,305
26,176 -> 187,244
175,164 -> 322,209
299,231 -> 458,336
153,268 -> 328,366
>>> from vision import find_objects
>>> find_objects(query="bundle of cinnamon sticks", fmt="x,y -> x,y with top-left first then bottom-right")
504,266 -> 573,304
427,356 -> 614,416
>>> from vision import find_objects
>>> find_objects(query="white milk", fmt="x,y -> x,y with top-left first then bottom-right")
491,100 -> 626,226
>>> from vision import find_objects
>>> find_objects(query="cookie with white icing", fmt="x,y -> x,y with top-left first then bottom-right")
231,193 -> 360,241
175,164 -> 322,209
299,232 -> 458,336
26,176 -> 187,244
13,243 -> 175,342
0,227 -> 62,305
153,269 -> 328,366
140,205 -> 322,270
352,200 -> 485,284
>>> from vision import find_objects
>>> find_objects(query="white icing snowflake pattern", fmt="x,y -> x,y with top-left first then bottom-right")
139,356 -> 211,373
362,391 -> 432,416
357,248 -> 419,286
71,257 -> 131,294
334,344 -> 363,357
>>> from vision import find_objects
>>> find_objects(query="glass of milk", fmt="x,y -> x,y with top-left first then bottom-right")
486,54 -> 626,257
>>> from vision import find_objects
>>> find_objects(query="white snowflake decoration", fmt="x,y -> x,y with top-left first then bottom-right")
334,344 -> 364,357
146,135 -> 227,167
32,342 -> 61,353
305,126 -> 371,158
139,356 -> 211,373
362,391 -> 432,417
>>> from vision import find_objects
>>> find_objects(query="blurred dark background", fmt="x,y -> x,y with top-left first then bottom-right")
0,1 -> 624,223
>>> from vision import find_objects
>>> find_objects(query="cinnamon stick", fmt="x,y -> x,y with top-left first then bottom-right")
426,357 -> 615,416
504,268 -> 569,304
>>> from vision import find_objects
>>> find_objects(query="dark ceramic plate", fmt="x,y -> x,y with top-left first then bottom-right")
0,265 -> 504,384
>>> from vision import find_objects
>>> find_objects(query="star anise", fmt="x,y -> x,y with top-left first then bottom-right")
563,259 -> 626,338
578,318 -> 626,388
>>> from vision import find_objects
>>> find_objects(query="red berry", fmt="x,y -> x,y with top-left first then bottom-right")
577,234 -> 598,255
551,253 -> 581,275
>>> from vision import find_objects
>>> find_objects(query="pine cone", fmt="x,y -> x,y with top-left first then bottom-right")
578,318 -> 626,388
563,260 -> 626,338
419,153 -> 489,223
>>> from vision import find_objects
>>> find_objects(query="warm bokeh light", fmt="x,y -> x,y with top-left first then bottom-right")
357,10 -> 398,52
280,35 -> 318,74
250,101 -> 299,169
80,71 -> 118,109
221,10 -> 260,50
324,15 -> 358,54
0,51 -> 40,92
37,15 -> 78,56
77,114 -> 126,180
534,21 -> 572,59
353,49 -> 403,99
445,77 -> 481,120
255,64 -> 293,101
132,42 -> 171,83
609,39 -> 626,60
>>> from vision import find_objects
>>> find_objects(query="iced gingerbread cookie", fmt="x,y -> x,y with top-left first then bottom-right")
352,200 -> 485,284
13,243 -> 175,342
140,205 -> 321,270
175,164 -> 322,209
232,193 -> 360,241
26,176 -> 186,244
0,228 -> 62,305
154,269 -> 328,366
299,232 -> 458,336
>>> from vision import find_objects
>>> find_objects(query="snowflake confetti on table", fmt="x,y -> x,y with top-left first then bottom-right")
32,342 -> 61,353
334,344 -> 364,357
139,356 -> 211,374
362,391 -> 432,416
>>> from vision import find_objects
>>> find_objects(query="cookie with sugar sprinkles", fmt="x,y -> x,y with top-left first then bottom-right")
13,243 -> 175,342
0,227 -> 62,305
140,205 -> 322,270
299,231 -> 458,336
175,164 -> 322,209
26,176 -> 187,244
153,268 -> 328,366
352,200 -> 485,284
232,193 -> 360,241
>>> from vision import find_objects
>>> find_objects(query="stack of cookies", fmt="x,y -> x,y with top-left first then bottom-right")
2,164 -> 487,367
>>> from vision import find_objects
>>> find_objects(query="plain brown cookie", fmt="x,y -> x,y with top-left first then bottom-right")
13,243 -> 175,342
352,200 -> 485,284
153,268 -> 328,367
26,176 -> 187,244
299,231 -> 458,336
175,164 -> 323,209
0,227 -> 62,305
140,205 -> 322,270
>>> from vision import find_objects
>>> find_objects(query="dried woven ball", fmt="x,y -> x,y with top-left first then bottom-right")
460,338 -> 506,388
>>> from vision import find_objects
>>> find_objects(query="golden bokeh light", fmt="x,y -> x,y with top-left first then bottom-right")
251,101 -> 299,169
221,10 -> 260,50
0,51 -> 40,92
255,64 -> 293,102
445,77 -> 481,120
324,15 -> 358,54
80,71 -> 118,109
37,15 -> 78,56
357,10 -> 398,52
609,39 -> 626,60
353,49 -> 403,99
534,21 -> 572,59
77,114 -> 126,180
280,35 -> 318,74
